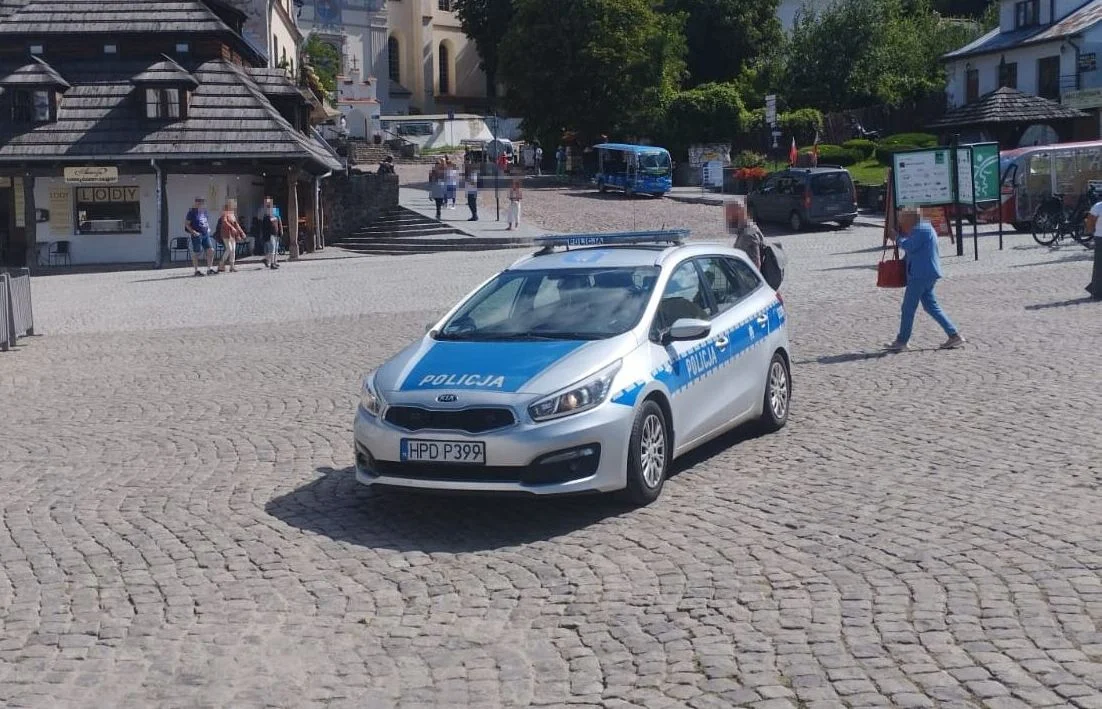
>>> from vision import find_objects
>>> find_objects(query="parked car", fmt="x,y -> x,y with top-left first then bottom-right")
353,231 -> 791,505
747,166 -> 858,232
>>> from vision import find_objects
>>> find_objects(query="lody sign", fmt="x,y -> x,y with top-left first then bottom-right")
64,166 -> 119,185
76,186 -> 139,203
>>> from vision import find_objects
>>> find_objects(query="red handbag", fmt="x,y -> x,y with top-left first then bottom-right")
877,241 -> 906,288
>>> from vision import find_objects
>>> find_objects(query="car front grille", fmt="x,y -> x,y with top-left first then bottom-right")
384,406 -> 516,434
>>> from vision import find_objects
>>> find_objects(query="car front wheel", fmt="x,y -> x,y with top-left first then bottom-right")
759,352 -> 791,432
789,211 -> 804,232
623,400 -> 669,505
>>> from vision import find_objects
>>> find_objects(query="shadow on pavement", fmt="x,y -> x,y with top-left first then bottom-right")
1010,252 -> 1093,268
265,466 -> 634,553
1026,295 -> 1097,310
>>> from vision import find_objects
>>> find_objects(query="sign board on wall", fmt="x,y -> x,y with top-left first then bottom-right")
76,186 -> 139,203
14,178 -> 24,227
1062,87 -> 1102,109
687,143 -> 731,167
48,187 -> 72,234
892,148 -> 954,206
64,166 -> 119,185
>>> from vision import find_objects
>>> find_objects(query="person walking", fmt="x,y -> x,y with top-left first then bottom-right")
555,145 -> 565,176
465,170 -> 479,222
1084,190 -> 1102,299
534,145 -> 543,176
884,207 -> 964,352
445,159 -> 459,209
217,198 -> 246,273
260,197 -> 282,270
506,178 -> 522,231
185,197 -> 216,277
430,171 -> 447,220
726,199 -> 764,269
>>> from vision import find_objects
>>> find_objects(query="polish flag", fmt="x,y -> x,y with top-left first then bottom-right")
812,131 -> 820,165
788,137 -> 797,166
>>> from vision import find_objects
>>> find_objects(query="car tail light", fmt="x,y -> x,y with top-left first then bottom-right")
775,292 -> 784,305
850,179 -> 857,204
803,187 -> 811,210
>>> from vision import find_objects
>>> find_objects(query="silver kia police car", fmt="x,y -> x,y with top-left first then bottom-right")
354,230 -> 790,505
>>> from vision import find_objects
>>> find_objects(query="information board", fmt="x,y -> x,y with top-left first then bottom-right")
967,142 -> 1000,203
956,147 -> 974,205
892,148 -> 954,206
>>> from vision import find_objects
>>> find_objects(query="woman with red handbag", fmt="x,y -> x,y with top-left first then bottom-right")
884,208 -> 965,352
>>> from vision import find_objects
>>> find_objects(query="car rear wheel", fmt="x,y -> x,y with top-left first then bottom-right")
622,400 -> 669,506
789,211 -> 805,232
837,217 -> 855,228
759,352 -> 791,432
597,180 -> 607,193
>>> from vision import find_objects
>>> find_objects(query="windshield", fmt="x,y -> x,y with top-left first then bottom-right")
638,151 -> 672,176
437,266 -> 660,341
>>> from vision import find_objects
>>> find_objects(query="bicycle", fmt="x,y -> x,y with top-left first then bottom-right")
1031,189 -> 1097,248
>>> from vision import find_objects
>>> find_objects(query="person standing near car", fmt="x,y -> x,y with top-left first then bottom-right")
506,178 -> 522,230
726,199 -> 764,269
185,197 -> 216,277
884,207 -> 964,352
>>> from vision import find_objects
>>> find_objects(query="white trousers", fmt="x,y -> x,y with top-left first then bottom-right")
508,201 -> 521,226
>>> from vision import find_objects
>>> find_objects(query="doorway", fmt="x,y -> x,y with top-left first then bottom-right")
0,187 -> 13,266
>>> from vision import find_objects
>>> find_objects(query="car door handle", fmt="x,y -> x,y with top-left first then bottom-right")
715,336 -> 729,348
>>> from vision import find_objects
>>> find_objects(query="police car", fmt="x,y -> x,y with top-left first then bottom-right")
354,230 -> 790,505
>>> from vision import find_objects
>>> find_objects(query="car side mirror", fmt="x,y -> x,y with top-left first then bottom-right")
665,318 -> 711,343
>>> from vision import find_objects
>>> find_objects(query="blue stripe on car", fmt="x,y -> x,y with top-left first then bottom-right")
611,300 -> 785,406
399,340 -> 587,392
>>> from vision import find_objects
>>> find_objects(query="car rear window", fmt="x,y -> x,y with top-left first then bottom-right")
811,172 -> 851,196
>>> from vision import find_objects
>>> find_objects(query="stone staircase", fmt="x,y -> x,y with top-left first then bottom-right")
332,207 -> 535,255
349,141 -> 392,166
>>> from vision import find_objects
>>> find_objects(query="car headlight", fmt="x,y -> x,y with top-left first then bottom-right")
528,361 -> 621,422
359,374 -> 385,417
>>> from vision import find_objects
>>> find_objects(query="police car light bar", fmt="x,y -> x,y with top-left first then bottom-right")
534,229 -> 689,253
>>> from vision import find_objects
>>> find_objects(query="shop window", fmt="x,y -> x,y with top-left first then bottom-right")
11,89 -> 51,123
145,87 -> 183,119
75,185 -> 142,234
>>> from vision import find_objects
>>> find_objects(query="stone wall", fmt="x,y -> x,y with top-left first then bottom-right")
321,170 -> 398,242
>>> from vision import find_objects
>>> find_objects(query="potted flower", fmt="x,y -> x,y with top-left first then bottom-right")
734,166 -> 768,193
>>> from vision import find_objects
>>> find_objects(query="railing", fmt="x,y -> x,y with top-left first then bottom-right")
0,267 -> 35,352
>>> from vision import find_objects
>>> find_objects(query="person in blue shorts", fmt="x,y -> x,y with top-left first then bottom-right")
185,197 -> 216,276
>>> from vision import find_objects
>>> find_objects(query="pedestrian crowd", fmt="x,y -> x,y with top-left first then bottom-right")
183,194 -> 284,277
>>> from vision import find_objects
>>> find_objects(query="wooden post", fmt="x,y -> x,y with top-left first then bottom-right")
288,166 -> 300,260
157,164 -> 169,267
22,175 -> 36,269
313,175 -> 321,251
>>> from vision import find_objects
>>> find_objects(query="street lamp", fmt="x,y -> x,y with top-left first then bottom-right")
492,110 -> 500,221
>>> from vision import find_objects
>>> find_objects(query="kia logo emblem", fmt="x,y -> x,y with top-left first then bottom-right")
436,394 -> 458,403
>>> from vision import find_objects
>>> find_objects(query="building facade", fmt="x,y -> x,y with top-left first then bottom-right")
943,0 -> 1102,141
0,0 -> 341,269
296,0 -> 487,116
224,0 -> 304,77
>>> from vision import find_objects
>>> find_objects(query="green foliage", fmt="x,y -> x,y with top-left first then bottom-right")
734,150 -> 766,168
875,143 -> 919,165
453,0 -> 515,93
880,132 -> 938,147
303,35 -> 339,98
663,82 -> 747,155
661,0 -> 782,86
782,0 -> 985,110
779,109 -> 823,145
842,138 -> 877,160
499,0 -> 686,147
811,144 -> 859,166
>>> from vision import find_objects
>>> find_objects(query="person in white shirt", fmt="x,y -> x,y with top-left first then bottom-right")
1083,188 -> 1102,297
445,160 -> 459,209
534,145 -> 543,176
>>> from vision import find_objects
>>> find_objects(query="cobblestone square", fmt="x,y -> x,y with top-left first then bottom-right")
1,189 -> 1101,708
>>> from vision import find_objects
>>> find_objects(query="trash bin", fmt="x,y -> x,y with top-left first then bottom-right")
1090,235 -> 1102,300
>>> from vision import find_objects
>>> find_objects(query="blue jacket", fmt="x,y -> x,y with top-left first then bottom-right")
898,220 -> 942,282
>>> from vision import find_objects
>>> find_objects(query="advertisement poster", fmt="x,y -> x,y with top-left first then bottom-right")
49,187 -> 72,234
892,148 -> 953,206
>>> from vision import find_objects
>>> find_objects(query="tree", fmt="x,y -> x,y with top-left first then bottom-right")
782,0 -> 982,111
303,35 -> 339,101
498,0 -> 686,146
453,0 -> 515,98
661,0 -> 782,86
663,82 -> 747,157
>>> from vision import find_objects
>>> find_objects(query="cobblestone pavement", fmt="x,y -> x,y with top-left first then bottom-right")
2,191 -> 1101,707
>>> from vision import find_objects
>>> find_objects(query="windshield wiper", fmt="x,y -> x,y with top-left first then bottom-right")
436,332 -> 562,341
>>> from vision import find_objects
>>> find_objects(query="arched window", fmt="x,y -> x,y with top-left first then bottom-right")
438,43 -> 450,95
387,36 -> 400,83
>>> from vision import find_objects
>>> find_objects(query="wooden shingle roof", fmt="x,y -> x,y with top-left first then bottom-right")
0,57 -> 342,173
929,87 -> 1088,128
132,56 -> 199,88
0,55 -> 71,89
0,0 -> 232,35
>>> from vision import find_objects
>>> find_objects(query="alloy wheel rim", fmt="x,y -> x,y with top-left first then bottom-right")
769,361 -> 789,420
790,213 -> 800,230
639,414 -> 666,488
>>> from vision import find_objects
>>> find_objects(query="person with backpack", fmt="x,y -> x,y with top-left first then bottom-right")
726,199 -> 764,269
216,199 -> 246,273
260,196 -> 282,270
